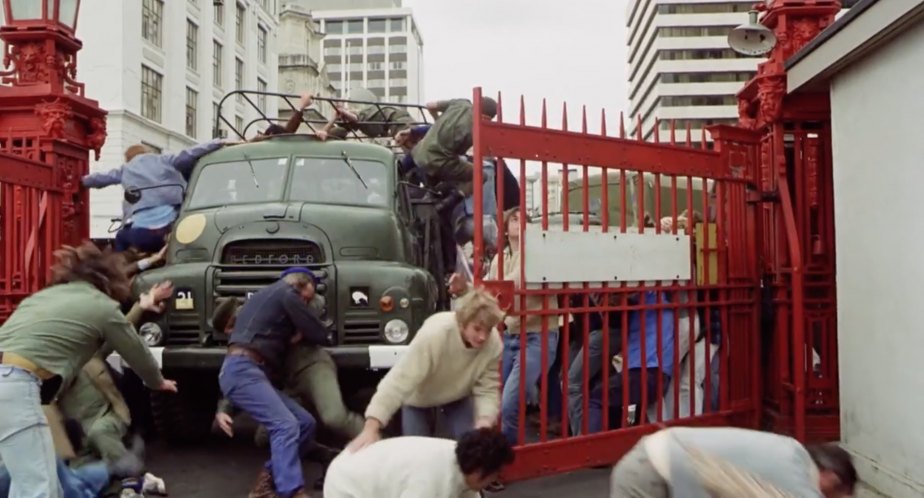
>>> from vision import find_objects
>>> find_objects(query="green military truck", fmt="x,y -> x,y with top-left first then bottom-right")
128,99 -> 450,441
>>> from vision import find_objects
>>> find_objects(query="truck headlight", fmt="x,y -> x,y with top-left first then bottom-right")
383,319 -> 409,344
139,322 -> 164,347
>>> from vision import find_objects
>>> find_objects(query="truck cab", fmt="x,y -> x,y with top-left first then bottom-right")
131,134 -> 446,440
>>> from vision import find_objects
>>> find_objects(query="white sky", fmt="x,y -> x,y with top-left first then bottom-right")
402,0 -> 630,134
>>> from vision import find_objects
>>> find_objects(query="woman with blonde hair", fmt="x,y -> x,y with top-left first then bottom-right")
451,207 -> 561,446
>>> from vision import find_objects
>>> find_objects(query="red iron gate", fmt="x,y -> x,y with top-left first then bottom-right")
469,88 -> 763,480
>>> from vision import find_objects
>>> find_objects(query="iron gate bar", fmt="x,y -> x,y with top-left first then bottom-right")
0,153 -> 59,191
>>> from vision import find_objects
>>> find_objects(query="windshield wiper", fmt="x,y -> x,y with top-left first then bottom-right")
341,150 -> 368,189
242,153 -> 260,189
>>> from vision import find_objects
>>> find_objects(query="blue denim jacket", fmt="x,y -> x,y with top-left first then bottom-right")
82,139 -> 223,219
626,291 -> 676,377
227,279 -> 328,372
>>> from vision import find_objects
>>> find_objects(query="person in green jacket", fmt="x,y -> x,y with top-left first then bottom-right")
0,242 -> 177,498
409,97 -> 498,196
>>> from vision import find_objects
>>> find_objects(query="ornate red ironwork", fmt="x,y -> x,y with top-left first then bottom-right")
0,3 -> 106,323
737,0 -> 842,443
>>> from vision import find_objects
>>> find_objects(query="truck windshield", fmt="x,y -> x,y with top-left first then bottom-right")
289,157 -> 389,208
186,157 -> 288,209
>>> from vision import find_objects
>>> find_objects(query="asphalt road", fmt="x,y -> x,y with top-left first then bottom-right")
144,434 -> 611,498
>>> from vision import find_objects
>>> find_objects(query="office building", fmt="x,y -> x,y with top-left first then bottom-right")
298,0 -> 424,103
78,0 -> 280,238
626,0 -> 757,143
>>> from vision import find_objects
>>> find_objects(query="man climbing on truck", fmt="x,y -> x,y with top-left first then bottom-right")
408,97 -> 498,197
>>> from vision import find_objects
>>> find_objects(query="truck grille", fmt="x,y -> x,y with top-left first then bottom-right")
342,311 -> 381,345
222,240 -> 325,266
214,268 -> 329,298
166,309 -> 200,345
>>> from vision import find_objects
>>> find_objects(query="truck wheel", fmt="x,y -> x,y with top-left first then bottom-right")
150,380 -> 218,444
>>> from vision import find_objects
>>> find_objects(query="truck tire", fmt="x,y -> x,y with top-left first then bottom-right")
150,380 -> 218,444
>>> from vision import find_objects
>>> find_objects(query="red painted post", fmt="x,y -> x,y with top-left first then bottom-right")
0,0 -> 107,323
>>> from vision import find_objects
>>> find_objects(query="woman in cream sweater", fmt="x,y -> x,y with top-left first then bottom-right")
451,207 -> 561,445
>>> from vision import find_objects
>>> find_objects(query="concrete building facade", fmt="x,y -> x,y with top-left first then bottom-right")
277,4 -> 335,124
78,0 -> 279,238
298,0 -> 424,103
626,0 -> 757,142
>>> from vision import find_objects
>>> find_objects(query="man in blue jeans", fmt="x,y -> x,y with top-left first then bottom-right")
570,291 -> 676,434
219,268 -> 329,498
82,138 -> 229,253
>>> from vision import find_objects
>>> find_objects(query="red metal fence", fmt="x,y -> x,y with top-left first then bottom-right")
0,149 -> 65,322
468,88 -> 765,480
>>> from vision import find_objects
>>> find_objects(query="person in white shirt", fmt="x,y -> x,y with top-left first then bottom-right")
346,288 -> 505,452
324,428 -> 515,498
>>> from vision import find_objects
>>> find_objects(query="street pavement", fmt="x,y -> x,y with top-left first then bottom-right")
145,435 -> 611,497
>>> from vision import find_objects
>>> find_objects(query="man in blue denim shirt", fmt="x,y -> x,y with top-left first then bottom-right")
82,139 -> 228,253
218,268 -> 329,498
579,290 -> 676,434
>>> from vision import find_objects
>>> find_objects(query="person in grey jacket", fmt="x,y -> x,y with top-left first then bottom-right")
82,139 -> 230,253
610,426 -> 857,498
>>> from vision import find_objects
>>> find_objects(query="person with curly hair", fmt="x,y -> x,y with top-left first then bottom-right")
324,428 -> 515,498
0,242 -> 177,498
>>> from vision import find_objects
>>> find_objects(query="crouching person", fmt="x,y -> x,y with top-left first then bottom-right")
347,288 -> 505,452
219,268 -> 329,498
610,426 -> 857,498
325,428 -> 514,498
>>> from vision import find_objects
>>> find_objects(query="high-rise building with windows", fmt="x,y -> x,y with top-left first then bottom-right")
77,0 -> 280,238
627,1 -> 758,143
298,0 -> 424,103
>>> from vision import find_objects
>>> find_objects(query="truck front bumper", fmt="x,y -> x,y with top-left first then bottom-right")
107,344 -> 408,373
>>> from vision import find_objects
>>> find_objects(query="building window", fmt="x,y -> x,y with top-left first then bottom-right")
212,102 -> 221,136
235,58 -> 244,102
659,26 -> 734,37
389,18 -> 405,32
142,0 -> 164,47
659,48 -> 743,60
213,40 -> 223,87
660,71 -> 755,83
346,19 -> 363,34
325,20 -> 343,34
186,20 -> 199,71
368,19 -> 387,33
260,0 -> 271,12
214,2 -> 224,26
658,2 -> 753,14
186,87 -> 198,138
235,115 -> 244,134
257,78 -> 267,112
236,2 -> 246,45
141,65 -> 163,123
258,25 -> 268,64
661,95 -> 738,107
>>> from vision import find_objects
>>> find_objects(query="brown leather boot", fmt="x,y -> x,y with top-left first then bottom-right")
247,468 -> 278,498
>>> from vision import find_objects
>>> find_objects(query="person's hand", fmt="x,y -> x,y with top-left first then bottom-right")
215,412 -> 234,438
139,281 -> 174,313
346,425 -> 381,453
290,331 -> 303,345
316,130 -> 329,141
149,244 -> 168,266
298,92 -> 314,109
394,129 -> 411,145
448,272 -> 467,296
475,417 -> 495,429
157,379 -> 178,393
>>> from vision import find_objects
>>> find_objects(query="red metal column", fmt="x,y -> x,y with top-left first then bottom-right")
736,0 -> 842,442
0,3 -> 106,323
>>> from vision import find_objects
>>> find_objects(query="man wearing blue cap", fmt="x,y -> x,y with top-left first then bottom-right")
218,267 -> 329,498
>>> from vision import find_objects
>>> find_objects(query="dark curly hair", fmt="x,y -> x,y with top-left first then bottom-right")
49,242 -> 132,302
455,428 -> 515,478
807,443 -> 857,494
